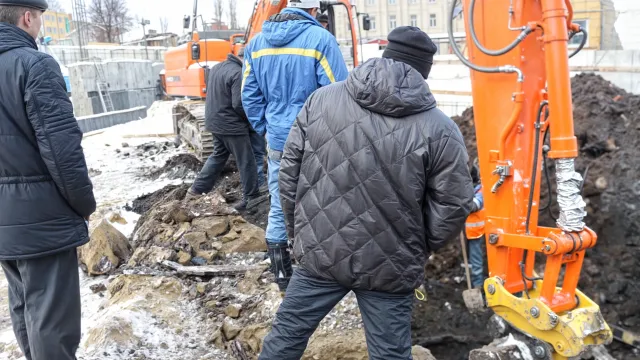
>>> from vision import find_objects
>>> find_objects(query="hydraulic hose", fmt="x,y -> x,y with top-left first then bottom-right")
524,101 -> 548,235
469,0 -> 534,57
569,26 -> 588,58
448,0 -> 524,82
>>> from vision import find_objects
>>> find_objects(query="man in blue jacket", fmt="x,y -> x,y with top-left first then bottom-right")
242,0 -> 348,292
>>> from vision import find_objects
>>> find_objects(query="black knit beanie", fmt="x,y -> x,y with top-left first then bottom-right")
382,26 -> 438,79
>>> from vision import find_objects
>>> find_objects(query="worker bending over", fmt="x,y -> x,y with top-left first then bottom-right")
259,27 -> 474,359
465,163 -> 487,289
242,0 -> 348,292
0,1 -> 96,359
187,48 -> 267,211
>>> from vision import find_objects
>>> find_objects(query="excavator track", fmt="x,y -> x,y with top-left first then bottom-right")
172,101 -> 214,162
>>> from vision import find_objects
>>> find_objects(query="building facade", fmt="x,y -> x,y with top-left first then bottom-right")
569,0 -> 621,50
335,0 -> 464,50
41,11 -> 74,40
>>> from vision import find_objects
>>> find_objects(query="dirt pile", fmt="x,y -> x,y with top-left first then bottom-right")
451,73 -> 640,358
148,154 -> 203,180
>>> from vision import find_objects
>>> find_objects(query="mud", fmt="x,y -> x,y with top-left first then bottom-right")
452,73 -> 640,358
147,154 -> 203,180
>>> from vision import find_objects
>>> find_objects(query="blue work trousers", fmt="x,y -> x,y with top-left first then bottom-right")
467,235 -> 486,288
266,147 -> 287,245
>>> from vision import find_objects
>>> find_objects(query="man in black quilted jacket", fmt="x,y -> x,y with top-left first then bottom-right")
0,1 -> 96,359
259,26 -> 474,359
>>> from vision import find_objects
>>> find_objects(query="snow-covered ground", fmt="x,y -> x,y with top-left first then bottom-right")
0,101 -> 205,360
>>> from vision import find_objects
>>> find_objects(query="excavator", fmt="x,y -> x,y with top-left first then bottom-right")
448,0 -> 613,358
162,0 -> 367,160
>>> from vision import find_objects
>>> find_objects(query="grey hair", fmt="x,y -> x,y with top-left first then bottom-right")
0,6 -> 30,25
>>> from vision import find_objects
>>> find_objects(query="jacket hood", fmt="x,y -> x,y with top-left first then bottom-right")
262,8 -> 320,47
0,23 -> 37,55
346,57 -> 436,118
227,53 -> 242,65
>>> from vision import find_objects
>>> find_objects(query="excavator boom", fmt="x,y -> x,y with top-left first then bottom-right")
449,0 -> 612,358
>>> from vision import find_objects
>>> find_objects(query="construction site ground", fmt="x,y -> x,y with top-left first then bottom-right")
0,74 -> 638,360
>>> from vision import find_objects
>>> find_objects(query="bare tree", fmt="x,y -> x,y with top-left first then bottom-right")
47,0 -> 65,12
213,0 -> 224,29
159,16 -> 169,33
87,0 -> 134,43
228,0 -> 237,29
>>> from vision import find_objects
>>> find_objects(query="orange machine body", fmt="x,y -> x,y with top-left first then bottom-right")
462,0 -> 592,313
163,0 -> 360,99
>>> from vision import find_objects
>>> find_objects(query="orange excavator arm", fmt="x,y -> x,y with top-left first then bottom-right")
448,0 -> 612,358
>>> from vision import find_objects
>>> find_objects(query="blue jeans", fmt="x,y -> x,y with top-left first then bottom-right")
468,235 -> 486,288
250,132 -> 266,188
266,148 -> 287,245
259,268 -> 413,360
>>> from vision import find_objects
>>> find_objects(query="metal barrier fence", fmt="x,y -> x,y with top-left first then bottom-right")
47,46 -> 169,66
436,101 -> 473,118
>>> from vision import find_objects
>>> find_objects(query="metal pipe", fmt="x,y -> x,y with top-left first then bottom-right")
469,0 -> 534,57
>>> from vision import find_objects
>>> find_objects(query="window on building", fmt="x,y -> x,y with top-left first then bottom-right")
428,0 -> 436,3
569,19 -> 588,47
410,15 -> 418,27
47,27 -> 51,33
58,17 -> 63,22
389,15 -> 397,29
389,0 -> 396,5
366,0 -> 375,5
53,28 -> 57,33
429,13 -> 436,27
370,16 -> 376,30
408,0 -> 417,4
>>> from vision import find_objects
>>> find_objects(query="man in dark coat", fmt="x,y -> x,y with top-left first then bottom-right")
187,49 -> 267,210
0,1 -> 96,359
259,27 -> 474,359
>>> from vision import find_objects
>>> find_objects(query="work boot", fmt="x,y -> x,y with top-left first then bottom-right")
267,243 -> 293,293
184,189 -> 201,203
234,192 -> 269,211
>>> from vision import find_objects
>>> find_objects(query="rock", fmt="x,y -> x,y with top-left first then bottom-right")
208,327 -> 225,348
127,246 -> 175,267
196,282 -> 207,295
108,213 -> 128,225
595,176 -> 608,190
205,300 -> 217,309
167,204 -> 194,224
236,322 -> 271,354
90,283 -> 107,293
199,250 -> 218,263
122,142 -> 129,148
225,304 -> 241,318
220,218 -> 267,254
192,216 -> 229,238
412,345 -> 436,360
222,319 -> 242,340
78,220 -> 131,276
192,257 -> 207,266
176,251 -> 192,265
238,265 -> 268,294
183,231 -> 209,253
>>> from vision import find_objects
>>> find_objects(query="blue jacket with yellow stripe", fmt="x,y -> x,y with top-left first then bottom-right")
242,8 -> 349,151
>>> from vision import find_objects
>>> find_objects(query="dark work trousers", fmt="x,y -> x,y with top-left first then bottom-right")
191,132 -> 265,198
250,132 -> 267,188
259,268 -> 414,360
0,249 -> 81,360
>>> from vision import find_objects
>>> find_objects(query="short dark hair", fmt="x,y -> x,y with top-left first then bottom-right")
0,6 -> 29,25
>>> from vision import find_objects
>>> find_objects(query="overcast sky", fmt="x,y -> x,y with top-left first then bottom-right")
59,0 -> 640,48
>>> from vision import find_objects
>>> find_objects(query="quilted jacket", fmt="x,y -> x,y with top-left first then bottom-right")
279,58 -> 474,293
0,23 -> 95,260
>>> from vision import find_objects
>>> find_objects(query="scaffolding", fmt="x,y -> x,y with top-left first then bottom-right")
71,0 -> 89,60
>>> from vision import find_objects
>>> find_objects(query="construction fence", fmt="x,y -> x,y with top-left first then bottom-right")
47,45 -> 169,66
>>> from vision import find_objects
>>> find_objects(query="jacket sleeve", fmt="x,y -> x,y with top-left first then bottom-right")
241,48 -> 267,136
279,103 -> 308,241
316,37 -> 349,86
231,70 -> 246,120
423,126 -> 474,253
470,185 -> 484,213
24,56 -> 96,218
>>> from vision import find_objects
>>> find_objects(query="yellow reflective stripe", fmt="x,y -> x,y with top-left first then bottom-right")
251,47 -> 337,83
465,221 -> 485,228
319,56 -> 336,83
241,60 -> 251,91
